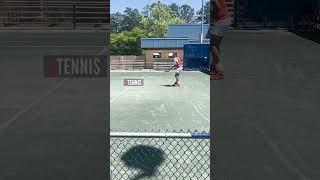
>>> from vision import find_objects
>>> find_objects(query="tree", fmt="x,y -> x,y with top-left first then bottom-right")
110,28 -> 148,56
122,8 -> 143,31
141,2 -> 185,37
169,3 -> 180,17
111,12 -> 124,33
141,4 -> 150,17
111,8 -> 142,33
142,2 -> 160,16
196,1 -> 210,24
179,5 -> 195,23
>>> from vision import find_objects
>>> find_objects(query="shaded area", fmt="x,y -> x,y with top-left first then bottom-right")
289,30 -> 320,44
121,145 -> 165,180
0,32 -> 108,179
213,31 -> 320,179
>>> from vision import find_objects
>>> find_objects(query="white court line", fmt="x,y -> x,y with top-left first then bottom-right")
191,101 -> 210,123
0,79 -> 65,130
0,45 -> 107,130
97,46 -> 108,55
110,86 -> 132,104
110,75 -> 144,104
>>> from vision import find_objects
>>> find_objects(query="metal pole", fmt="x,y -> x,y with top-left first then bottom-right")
110,132 -> 210,139
201,0 -> 204,43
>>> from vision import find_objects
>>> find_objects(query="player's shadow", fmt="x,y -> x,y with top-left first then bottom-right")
160,84 -> 175,87
120,145 -> 165,180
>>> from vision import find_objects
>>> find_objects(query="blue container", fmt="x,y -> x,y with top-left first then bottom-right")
183,44 -> 210,70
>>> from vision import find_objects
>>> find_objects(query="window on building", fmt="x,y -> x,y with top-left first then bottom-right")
168,52 -> 176,58
153,52 -> 161,58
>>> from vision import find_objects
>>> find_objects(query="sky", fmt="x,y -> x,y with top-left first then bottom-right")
110,0 -> 209,13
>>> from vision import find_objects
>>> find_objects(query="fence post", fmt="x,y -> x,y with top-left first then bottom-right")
145,57 -> 147,69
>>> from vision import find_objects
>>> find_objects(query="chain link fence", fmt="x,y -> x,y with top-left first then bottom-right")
110,130 -> 210,180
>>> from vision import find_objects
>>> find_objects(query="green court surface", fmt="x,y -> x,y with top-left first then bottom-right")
214,30 -> 320,180
0,31 -> 107,179
110,71 -> 210,132
110,70 -> 210,179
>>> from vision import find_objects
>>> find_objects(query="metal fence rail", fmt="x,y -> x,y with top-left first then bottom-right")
110,130 -> 210,180
0,0 -> 109,30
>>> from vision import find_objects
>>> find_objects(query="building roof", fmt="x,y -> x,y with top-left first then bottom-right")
167,24 -> 210,40
141,24 -> 210,49
141,38 -> 190,49
186,39 -> 210,44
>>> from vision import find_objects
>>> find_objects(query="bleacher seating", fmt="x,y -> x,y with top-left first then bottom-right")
110,60 -> 145,70
0,0 -> 109,29
153,61 -> 175,71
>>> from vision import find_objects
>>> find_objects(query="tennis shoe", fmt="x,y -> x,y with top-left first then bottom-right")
211,70 -> 224,80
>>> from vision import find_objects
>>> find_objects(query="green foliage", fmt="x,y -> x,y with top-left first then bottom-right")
196,1 -> 210,24
179,5 -> 195,23
141,2 -> 186,37
122,8 -> 143,31
111,8 -> 142,32
110,1 -> 207,55
111,12 -> 124,33
112,2 -> 204,34
169,3 -> 180,17
110,28 -> 148,56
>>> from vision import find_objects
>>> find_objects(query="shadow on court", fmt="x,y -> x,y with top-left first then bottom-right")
121,145 -> 165,180
0,31 -> 107,179
213,31 -> 320,180
160,84 -> 175,87
290,30 -> 320,44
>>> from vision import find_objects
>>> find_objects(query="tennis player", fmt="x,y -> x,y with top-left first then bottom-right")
211,0 -> 232,80
167,53 -> 183,87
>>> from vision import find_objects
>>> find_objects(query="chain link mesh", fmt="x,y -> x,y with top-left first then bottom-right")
110,130 -> 210,180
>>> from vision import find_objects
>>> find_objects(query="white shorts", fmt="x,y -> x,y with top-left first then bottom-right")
176,67 -> 183,74
211,17 -> 231,37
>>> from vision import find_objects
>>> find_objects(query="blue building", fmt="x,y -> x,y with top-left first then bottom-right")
141,24 -> 210,68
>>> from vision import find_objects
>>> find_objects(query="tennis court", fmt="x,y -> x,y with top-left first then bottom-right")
213,30 -> 320,180
110,69 -> 210,179
110,71 -> 210,131
0,31 -> 107,179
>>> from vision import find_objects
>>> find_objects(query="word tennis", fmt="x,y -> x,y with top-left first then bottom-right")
123,79 -> 144,86
44,55 -> 108,77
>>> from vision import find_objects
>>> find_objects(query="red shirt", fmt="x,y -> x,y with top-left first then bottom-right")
214,0 -> 230,22
174,57 -> 183,68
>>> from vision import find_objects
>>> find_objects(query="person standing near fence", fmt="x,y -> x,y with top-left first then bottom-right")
210,0 -> 232,80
